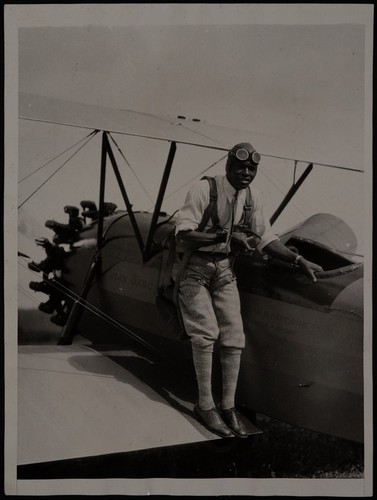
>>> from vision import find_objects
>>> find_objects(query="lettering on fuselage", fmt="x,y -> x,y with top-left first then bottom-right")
130,272 -> 154,291
103,264 -> 158,303
110,270 -> 154,291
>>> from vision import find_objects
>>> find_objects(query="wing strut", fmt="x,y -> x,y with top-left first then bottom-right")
58,131 -> 145,344
270,163 -> 313,225
102,131 -> 145,253
57,133 -> 178,343
143,141 -> 177,262
58,253 -> 100,345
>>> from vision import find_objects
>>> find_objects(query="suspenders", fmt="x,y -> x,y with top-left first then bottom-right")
161,177 -> 254,300
200,176 -> 253,229
199,176 -> 220,230
242,184 -> 253,227
159,177 -> 255,339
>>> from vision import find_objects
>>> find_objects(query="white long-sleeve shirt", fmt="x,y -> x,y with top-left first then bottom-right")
175,175 -> 278,253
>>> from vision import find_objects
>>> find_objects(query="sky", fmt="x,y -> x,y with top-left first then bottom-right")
12,5 -> 371,308
18,23 -> 365,167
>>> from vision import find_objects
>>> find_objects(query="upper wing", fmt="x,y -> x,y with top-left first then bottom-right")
19,93 -> 363,173
19,92 -> 229,152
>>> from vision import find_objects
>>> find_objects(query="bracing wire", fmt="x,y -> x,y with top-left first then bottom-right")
18,259 -> 89,307
174,121 -> 225,148
293,160 -> 298,184
259,159 -> 320,223
18,258 -> 177,365
259,160 -> 318,224
151,150 -> 362,212
260,153 -> 364,173
18,284 -> 43,306
261,160 -> 364,243
18,131 -> 99,210
18,130 -> 98,184
17,116 -> 364,257
162,153 -> 228,203
108,133 -> 155,205
259,163 -> 293,198
19,115 -> 364,173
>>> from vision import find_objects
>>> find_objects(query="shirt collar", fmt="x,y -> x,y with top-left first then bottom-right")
223,176 -> 242,203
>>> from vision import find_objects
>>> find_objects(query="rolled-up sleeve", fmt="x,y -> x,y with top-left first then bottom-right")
175,180 -> 210,235
250,188 -> 279,252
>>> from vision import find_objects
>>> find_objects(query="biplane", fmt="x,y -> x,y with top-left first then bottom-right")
17,92 -> 364,468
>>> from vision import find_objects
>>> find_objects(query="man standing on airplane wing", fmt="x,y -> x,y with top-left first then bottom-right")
175,142 -> 323,438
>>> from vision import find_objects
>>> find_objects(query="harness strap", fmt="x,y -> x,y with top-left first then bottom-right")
159,228 -> 177,292
200,177 -> 253,230
172,178 -> 254,307
171,177 -> 217,306
172,249 -> 193,306
199,176 -> 219,231
241,186 -> 253,226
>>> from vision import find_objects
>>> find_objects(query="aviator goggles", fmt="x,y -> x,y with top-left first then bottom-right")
230,148 -> 261,164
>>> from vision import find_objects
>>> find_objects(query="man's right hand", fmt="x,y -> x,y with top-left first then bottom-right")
214,228 -> 228,243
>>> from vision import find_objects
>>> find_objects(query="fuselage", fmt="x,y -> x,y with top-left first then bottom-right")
61,210 -> 364,442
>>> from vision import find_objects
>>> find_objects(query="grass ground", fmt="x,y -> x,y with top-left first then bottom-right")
245,414 -> 364,478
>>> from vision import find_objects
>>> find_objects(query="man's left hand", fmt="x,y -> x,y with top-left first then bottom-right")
231,232 -> 253,251
297,257 -> 324,283
231,232 -> 260,254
